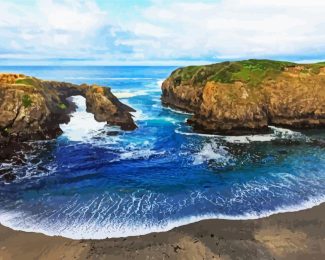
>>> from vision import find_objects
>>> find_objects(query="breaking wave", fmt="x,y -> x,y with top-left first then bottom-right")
193,141 -> 231,165
60,96 -> 106,142
1,191 -> 324,239
175,125 -> 309,143
114,91 -> 148,99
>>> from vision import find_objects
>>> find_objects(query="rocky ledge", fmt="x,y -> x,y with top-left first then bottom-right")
162,59 -> 325,134
0,73 -> 136,178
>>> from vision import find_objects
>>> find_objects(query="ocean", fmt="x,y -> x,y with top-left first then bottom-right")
0,66 -> 324,239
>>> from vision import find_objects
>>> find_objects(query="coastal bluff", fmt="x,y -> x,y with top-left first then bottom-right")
162,60 -> 325,134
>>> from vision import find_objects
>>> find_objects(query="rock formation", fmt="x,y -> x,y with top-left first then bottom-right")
0,73 -> 137,144
0,73 -> 137,181
162,60 -> 325,134
85,85 -> 136,131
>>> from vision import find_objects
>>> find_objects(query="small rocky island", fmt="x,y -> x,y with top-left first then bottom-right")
0,73 -> 136,180
162,60 -> 325,134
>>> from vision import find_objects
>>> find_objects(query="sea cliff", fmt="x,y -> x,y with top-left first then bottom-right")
162,60 -> 325,134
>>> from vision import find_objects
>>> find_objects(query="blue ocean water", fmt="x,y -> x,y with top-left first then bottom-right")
0,66 -> 324,239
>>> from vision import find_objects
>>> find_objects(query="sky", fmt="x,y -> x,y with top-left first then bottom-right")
0,0 -> 325,65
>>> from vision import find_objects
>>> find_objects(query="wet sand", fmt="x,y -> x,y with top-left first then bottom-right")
0,203 -> 325,260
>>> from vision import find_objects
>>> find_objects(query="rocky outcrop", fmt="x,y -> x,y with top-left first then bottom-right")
0,74 -> 137,144
85,85 -> 136,130
162,60 -> 325,134
0,74 -> 137,181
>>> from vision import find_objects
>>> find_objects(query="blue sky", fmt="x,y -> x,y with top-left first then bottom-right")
0,0 -> 325,65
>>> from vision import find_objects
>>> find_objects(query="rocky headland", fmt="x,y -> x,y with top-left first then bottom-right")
162,60 -> 325,134
0,73 -> 136,181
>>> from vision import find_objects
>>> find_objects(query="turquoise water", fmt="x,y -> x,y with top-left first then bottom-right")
0,66 -> 324,239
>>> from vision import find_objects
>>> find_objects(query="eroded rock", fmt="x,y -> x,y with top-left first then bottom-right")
85,86 -> 137,130
0,74 -> 137,166
162,60 -> 325,134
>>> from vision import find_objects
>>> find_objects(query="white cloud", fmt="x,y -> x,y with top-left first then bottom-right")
120,0 -> 325,61
38,0 -> 105,32
0,0 -> 110,60
0,0 -> 325,64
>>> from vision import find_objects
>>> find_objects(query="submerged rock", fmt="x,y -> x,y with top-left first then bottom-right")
162,60 -> 325,134
3,172 -> 16,182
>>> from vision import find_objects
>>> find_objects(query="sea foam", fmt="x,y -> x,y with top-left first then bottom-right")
175,125 -> 308,143
193,141 -> 230,165
1,194 -> 324,240
114,90 -> 149,99
60,96 -> 106,142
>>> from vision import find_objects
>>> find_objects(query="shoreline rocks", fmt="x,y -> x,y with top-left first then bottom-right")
0,74 -> 137,143
162,59 -> 325,135
85,85 -> 136,131
0,73 -> 137,174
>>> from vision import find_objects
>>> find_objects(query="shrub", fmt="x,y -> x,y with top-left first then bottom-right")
22,94 -> 32,108
57,103 -> 67,110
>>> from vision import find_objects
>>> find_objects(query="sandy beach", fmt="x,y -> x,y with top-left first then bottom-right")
0,203 -> 324,260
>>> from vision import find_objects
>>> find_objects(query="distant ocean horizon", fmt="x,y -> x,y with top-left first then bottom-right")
0,66 -> 324,239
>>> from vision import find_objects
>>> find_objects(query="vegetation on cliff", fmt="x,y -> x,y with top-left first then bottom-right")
171,59 -> 325,87
162,59 -> 325,134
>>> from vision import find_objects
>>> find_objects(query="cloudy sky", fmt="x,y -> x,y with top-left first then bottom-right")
0,0 -> 325,65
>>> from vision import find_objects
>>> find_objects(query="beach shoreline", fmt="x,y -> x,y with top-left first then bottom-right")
1,203 -> 324,260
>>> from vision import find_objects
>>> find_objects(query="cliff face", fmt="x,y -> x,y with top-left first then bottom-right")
85,85 -> 136,131
0,74 -> 137,144
161,60 -> 325,134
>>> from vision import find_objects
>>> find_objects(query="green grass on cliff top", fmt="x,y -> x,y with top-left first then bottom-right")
15,77 -> 44,89
15,78 -> 37,86
171,59 -> 325,87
